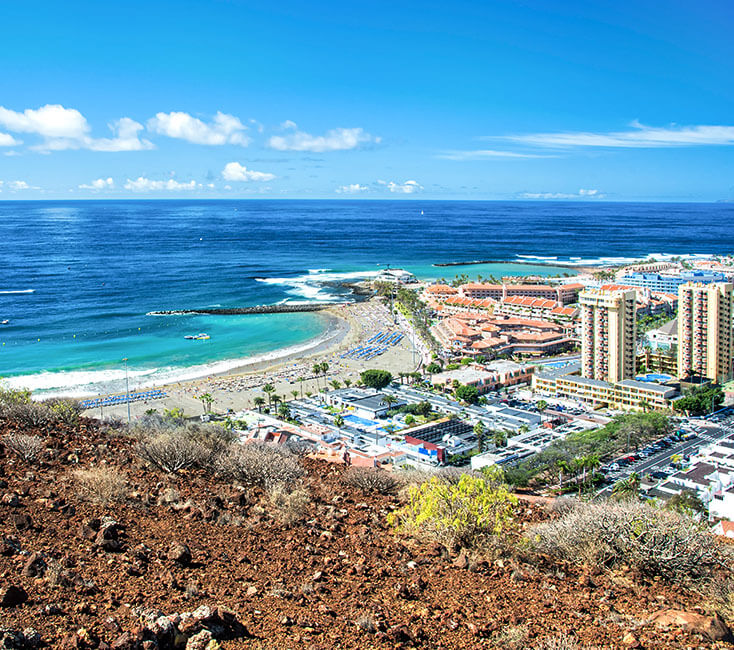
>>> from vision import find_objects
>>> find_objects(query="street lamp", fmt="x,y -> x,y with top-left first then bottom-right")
122,357 -> 131,423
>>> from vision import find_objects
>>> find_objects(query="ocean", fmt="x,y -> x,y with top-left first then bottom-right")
1,200 -> 733,396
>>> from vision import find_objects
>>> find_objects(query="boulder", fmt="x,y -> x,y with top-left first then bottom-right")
0,585 -> 28,608
168,542 -> 192,566
647,609 -> 731,641
22,552 -> 47,578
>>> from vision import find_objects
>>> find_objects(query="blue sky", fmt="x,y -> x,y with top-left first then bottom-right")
1,0 -> 734,200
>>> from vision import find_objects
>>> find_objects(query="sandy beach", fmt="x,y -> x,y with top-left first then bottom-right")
87,298 -> 421,421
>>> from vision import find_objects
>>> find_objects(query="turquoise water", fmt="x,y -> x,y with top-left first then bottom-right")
4,199 -> 730,396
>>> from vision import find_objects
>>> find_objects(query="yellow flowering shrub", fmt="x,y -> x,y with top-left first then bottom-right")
388,474 -> 518,548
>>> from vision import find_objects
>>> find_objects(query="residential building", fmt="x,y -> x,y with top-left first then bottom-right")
677,282 -> 734,382
618,270 -> 726,294
579,287 -> 637,383
430,360 -> 533,395
459,282 -> 583,305
494,295 -> 579,326
532,362 -> 676,411
644,317 -> 678,351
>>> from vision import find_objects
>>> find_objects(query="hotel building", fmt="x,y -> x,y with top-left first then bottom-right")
677,282 -> 734,382
579,288 -> 637,383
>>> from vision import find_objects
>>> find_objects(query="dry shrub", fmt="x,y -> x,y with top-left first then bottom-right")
136,432 -> 208,473
74,467 -> 128,504
2,433 -> 43,462
528,499 -> 725,582
490,624 -> 528,649
705,575 -> 734,625
4,402 -> 53,428
343,467 -> 398,495
45,397 -> 82,425
534,633 -> 579,650
269,485 -> 310,525
216,442 -> 304,489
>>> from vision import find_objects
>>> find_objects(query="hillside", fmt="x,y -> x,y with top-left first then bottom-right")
0,412 -> 732,649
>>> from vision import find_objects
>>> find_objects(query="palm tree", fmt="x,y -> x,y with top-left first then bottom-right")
278,402 -> 290,420
253,396 -> 265,413
382,394 -> 398,410
297,376 -> 305,398
198,392 -> 214,414
334,413 -> 344,429
491,429 -> 507,448
583,454 -> 601,484
556,459 -> 570,489
291,390 -> 299,401
305,391 -> 313,398
272,394 -> 282,410
612,473 -> 640,501
536,400 -> 548,424
343,379 -> 352,388
474,420 -> 486,453
320,362 -> 329,384
262,383 -> 276,409
312,364 -> 322,389
329,379 -> 341,390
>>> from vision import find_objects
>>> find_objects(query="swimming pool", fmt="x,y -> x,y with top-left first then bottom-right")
343,414 -> 381,428
635,373 -> 673,383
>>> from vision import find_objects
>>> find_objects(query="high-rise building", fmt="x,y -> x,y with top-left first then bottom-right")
677,282 -> 734,382
579,288 -> 637,383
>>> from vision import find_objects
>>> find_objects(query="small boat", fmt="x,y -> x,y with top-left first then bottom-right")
185,332 -> 210,340
1,320 -> 8,325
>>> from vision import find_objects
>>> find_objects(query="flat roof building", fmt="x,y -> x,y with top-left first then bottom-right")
677,282 -> 734,383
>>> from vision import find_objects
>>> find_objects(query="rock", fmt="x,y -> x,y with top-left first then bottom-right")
186,630 -> 213,650
621,632 -> 639,647
95,522 -> 121,552
22,552 -> 47,578
167,542 -> 192,566
647,609 -> 731,641
453,550 -> 469,569
22,629 -> 41,647
0,536 -> 20,556
1,493 -> 20,507
0,585 -> 28,608
11,513 -> 32,531
245,586 -> 258,597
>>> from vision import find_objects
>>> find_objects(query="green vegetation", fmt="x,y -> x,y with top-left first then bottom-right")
454,384 -> 479,404
388,473 -> 518,548
395,287 -> 439,351
504,412 -> 672,488
426,362 -> 442,374
674,383 -> 724,416
360,369 -> 393,390
638,312 -> 676,336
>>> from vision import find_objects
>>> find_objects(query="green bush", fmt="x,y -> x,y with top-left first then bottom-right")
388,474 -> 517,548
360,369 -> 393,390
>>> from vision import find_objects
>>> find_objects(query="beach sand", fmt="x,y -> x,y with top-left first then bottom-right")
89,298 -> 421,421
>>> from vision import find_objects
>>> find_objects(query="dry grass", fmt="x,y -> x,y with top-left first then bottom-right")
534,633 -> 579,650
268,485 -> 310,526
704,575 -> 734,626
73,467 -> 128,504
2,433 -> 43,462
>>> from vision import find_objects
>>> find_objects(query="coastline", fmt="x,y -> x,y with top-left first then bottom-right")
81,298 -> 418,420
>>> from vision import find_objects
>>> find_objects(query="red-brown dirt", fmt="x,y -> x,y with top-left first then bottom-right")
0,416 -> 731,649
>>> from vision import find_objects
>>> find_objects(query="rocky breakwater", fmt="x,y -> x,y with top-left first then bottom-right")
147,303 -> 343,316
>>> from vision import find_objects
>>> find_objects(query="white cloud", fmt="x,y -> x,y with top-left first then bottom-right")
502,121 -> 734,149
280,120 -> 298,130
123,177 -> 198,192
0,104 -> 89,139
148,111 -> 250,146
378,179 -> 423,194
520,188 -> 603,199
6,180 -> 39,190
0,133 -> 20,147
0,104 -> 152,152
335,183 -> 369,194
79,177 -> 115,190
438,149 -> 556,160
268,127 -> 379,152
221,162 -> 276,182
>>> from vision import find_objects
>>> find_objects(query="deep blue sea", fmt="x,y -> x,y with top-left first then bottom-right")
1,200 -> 733,396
